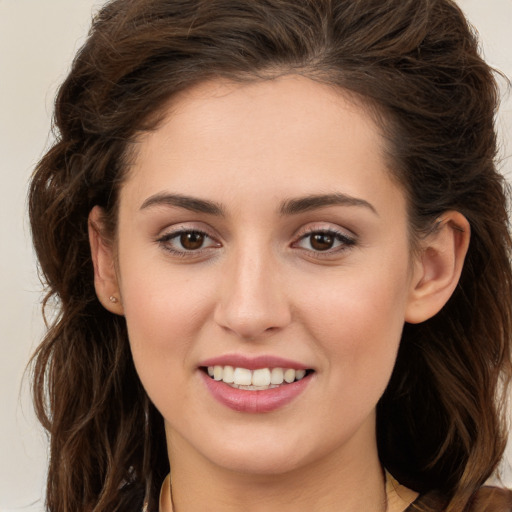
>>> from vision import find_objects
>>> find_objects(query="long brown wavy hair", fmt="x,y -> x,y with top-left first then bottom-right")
29,0 -> 512,511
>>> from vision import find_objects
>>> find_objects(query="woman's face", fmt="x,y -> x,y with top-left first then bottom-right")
113,76 -> 420,475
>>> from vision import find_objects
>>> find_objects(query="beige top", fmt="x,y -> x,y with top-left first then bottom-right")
159,474 -> 173,512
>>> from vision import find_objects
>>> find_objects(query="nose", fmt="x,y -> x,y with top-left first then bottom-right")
213,245 -> 292,340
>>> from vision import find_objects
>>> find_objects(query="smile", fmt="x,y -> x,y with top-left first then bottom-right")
205,366 -> 310,390
200,364 -> 314,413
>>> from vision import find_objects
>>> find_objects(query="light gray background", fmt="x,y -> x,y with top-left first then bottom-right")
1,1 -> 511,510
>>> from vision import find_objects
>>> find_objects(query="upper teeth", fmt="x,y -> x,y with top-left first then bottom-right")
207,366 -> 307,387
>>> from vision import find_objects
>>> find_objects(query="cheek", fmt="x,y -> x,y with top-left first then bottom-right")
294,258 -> 410,380
117,251 -> 215,392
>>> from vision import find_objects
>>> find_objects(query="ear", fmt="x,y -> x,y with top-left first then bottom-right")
88,206 -> 124,315
405,211 -> 470,324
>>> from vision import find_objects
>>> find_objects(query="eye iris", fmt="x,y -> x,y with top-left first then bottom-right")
310,233 -> 334,251
180,232 -> 204,250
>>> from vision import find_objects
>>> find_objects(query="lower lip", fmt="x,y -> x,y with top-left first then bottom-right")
200,371 -> 312,413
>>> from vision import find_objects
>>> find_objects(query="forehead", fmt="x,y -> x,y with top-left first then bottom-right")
122,75 -> 404,217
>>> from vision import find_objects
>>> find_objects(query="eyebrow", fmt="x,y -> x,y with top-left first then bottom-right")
139,191 -> 377,217
279,193 -> 378,216
140,193 -> 225,216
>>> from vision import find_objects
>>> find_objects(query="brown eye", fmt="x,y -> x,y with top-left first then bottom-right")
310,233 -> 335,251
180,231 -> 205,250
157,228 -> 221,257
293,229 -> 356,254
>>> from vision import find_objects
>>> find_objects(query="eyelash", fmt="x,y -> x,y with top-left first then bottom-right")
291,228 -> 356,256
156,228 -> 220,258
156,226 -> 357,258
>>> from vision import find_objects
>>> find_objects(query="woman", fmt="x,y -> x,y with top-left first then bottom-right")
29,0 -> 512,511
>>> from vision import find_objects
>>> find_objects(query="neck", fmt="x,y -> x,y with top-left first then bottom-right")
160,469 -> 418,512
164,429 -> 388,512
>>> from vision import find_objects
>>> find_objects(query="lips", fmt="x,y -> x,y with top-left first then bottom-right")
200,354 -> 310,371
199,355 -> 314,413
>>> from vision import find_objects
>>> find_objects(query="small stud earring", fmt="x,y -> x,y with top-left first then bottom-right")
109,295 -> 118,303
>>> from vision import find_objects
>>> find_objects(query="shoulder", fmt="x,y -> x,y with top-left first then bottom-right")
467,487 -> 512,512
409,487 -> 512,512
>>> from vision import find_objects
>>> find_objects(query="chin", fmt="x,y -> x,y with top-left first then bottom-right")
196,430 -> 330,477
210,448 -> 307,476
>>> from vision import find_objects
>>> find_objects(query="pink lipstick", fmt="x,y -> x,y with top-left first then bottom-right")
198,354 -> 314,413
